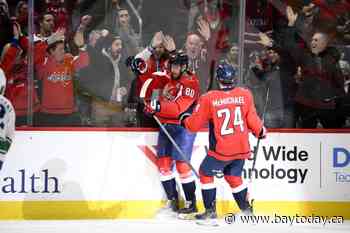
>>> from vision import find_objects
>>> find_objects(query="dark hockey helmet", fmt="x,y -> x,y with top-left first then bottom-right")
169,50 -> 189,66
216,61 -> 238,85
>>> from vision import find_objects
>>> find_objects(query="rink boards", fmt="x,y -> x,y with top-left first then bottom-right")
0,129 -> 349,220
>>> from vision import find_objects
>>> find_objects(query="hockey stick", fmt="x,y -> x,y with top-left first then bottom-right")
249,85 -> 270,183
152,115 -> 199,178
139,79 -> 200,179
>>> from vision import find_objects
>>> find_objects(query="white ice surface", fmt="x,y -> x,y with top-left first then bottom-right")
0,220 -> 349,233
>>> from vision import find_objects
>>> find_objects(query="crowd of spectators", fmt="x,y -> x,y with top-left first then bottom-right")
0,0 -> 349,128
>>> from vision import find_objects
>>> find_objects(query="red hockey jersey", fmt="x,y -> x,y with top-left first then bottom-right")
156,72 -> 200,125
36,52 -> 89,114
137,71 -> 170,101
184,87 -> 263,161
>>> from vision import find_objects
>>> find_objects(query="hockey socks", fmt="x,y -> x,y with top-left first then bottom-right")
202,188 -> 216,210
195,188 -> 217,224
182,181 -> 196,201
178,181 -> 197,217
233,188 -> 250,211
161,178 -> 178,201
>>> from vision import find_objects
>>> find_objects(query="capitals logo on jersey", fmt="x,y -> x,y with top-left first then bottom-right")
47,71 -> 72,87
162,82 -> 182,101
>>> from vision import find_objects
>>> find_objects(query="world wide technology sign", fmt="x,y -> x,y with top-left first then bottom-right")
0,131 -> 349,202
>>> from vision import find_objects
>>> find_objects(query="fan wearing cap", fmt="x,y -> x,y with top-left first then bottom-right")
33,15 -> 91,126
78,31 -> 132,126
144,50 -> 200,218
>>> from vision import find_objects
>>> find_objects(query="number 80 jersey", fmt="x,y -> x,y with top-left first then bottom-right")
183,87 -> 263,161
156,72 -> 200,125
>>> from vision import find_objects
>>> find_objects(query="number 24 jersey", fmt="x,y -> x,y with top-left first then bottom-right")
184,87 -> 263,161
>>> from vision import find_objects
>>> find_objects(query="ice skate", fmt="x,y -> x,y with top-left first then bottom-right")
155,198 -> 179,219
195,206 -> 219,227
177,199 -> 198,220
232,199 -> 255,224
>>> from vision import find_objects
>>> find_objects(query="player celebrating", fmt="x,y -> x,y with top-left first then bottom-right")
144,51 -> 200,217
181,62 -> 266,224
0,68 -> 15,171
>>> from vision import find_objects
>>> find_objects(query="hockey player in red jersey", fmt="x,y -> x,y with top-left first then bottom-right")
181,62 -> 267,224
144,51 -> 200,218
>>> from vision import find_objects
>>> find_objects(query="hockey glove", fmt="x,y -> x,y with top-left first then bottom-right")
258,126 -> 267,139
179,112 -> 191,128
144,99 -> 161,116
130,57 -> 147,75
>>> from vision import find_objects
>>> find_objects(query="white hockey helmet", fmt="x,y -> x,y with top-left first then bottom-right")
0,68 -> 6,96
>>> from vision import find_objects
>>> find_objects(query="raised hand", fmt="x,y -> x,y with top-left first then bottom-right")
88,30 -> 102,47
286,6 -> 298,27
197,16 -> 210,41
56,27 -> 66,38
47,27 -> 66,45
73,25 -> 86,48
151,31 -> 164,48
163,35 -> 176,52
258,32 -> 273,47
13,22 -> 22,40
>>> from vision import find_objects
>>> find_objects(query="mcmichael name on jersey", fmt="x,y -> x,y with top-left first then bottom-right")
212,96 -> 245,107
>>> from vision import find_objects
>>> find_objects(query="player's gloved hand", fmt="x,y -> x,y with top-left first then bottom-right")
179,112 -> 191,127
144,99 -> 161,116
258,126 -> 267,139
130,57 -> 147,75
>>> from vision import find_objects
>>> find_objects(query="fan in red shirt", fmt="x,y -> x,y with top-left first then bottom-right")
181,61 -> 266,223
0,22 -> 40,126
34,15 -> 91,126
1,42 -> 40,126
